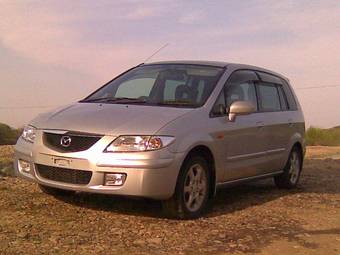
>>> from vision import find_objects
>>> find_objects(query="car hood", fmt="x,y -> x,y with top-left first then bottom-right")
30,103 -> 193,136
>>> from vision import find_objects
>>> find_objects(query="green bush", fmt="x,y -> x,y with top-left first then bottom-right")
0,123 -> 21,145
305,126 -> 340,146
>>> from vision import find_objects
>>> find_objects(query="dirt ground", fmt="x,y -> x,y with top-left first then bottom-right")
0,146 -> 339,254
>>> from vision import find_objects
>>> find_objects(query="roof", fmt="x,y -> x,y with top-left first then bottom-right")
144,60 -> 288,81
144,60 -> 229,67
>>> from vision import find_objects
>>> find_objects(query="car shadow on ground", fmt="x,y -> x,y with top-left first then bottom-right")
52,178 -> 293,219
52,158 -> 340,219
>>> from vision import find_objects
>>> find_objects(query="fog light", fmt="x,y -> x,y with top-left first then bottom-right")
18,159 -> 31,173
104,173 -> 127,186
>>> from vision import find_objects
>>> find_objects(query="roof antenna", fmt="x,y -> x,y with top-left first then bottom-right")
142,43 -> 169,63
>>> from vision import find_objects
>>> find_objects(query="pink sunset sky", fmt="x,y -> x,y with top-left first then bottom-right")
0,0 -> 339,128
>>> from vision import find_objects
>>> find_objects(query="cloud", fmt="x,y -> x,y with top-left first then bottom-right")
1,1 -> 338,82
0,1 -> 339,127
177,11 -> 205,25
0,2 -> 155,80
125,6 -> 159,20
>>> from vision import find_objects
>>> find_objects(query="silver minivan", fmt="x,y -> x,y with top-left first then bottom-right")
14,61 -> 305,219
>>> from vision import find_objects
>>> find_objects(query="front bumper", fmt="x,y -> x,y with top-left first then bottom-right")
14,134 -> 183,200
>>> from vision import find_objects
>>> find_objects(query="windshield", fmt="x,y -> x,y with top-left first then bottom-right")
81,64 -> 224,108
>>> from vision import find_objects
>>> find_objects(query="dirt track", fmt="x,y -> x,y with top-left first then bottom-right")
0,146 -> 339,254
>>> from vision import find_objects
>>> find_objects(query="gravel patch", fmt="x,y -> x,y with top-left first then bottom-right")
0,146 -> 339,254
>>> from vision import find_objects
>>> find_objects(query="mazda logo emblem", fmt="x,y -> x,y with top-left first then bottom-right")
60,136 -> 72,147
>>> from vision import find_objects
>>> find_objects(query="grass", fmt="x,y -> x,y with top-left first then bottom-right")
305,126 -> 340,146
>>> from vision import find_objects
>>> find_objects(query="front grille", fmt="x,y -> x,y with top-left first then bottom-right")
43,132 -> 102,153
35,164 -> 92,185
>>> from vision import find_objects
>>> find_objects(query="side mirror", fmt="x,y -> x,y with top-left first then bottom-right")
228,101 -> 255,121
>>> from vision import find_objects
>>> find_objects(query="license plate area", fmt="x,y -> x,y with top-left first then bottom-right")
35,153 -> 89,171
53,158 -> 71,167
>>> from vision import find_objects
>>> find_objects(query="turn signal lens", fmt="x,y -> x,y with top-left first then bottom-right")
147,137 -> 162,150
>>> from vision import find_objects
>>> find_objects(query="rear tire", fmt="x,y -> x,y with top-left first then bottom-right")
39,184 -> 75,196
274,147 -> 302,189
162,156 -> 211,219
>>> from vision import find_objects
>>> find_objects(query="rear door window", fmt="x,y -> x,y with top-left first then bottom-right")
257,71 -> 297,111
257,83 -> 281,111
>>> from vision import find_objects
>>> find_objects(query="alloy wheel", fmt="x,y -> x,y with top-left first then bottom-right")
183,163 -> 208,212
289,151 -> 300,184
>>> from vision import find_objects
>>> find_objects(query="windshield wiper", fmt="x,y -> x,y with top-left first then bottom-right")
81,97 -> 147,104
155,101 -> 198,107
110,97 -> 147,104
80,96 -> 114,103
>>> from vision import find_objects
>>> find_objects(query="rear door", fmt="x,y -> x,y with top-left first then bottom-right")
255,72 -> 292,173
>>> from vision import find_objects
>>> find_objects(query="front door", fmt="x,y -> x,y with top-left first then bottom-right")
224,112 -> 268,180
212,70 -> 268,181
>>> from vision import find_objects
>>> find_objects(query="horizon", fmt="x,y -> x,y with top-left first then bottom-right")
0,1 -> 339,128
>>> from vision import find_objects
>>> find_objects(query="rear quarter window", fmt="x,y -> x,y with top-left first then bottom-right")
281,79 -> 298,110
278,85 -> 288,111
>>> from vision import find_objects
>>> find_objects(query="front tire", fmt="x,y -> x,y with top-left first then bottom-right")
162,156 -> 211,219
274,147 -> 302,189
39,184 -> 75,196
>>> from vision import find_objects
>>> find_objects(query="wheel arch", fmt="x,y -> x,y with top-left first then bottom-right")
291,141 -> 304,168
181,145 -> 216,198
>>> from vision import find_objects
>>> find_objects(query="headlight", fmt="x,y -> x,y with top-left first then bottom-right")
21,125 -> 36,143
104,135 -> 175,152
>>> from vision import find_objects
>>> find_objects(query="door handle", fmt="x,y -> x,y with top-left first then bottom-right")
256,121 -> 265,128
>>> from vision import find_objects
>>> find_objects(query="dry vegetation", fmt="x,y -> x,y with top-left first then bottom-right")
305,127 -> 340,146
0,146 -> 14,177
0,123 -> 21,146
0,146 -> 340,254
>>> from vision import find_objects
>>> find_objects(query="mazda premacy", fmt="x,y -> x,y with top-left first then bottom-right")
14,61 -> 305,219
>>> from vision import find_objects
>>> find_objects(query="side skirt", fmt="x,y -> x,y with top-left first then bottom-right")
215,170 -> 283,190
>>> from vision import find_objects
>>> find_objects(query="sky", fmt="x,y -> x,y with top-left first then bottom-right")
0,0 -> 339,128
